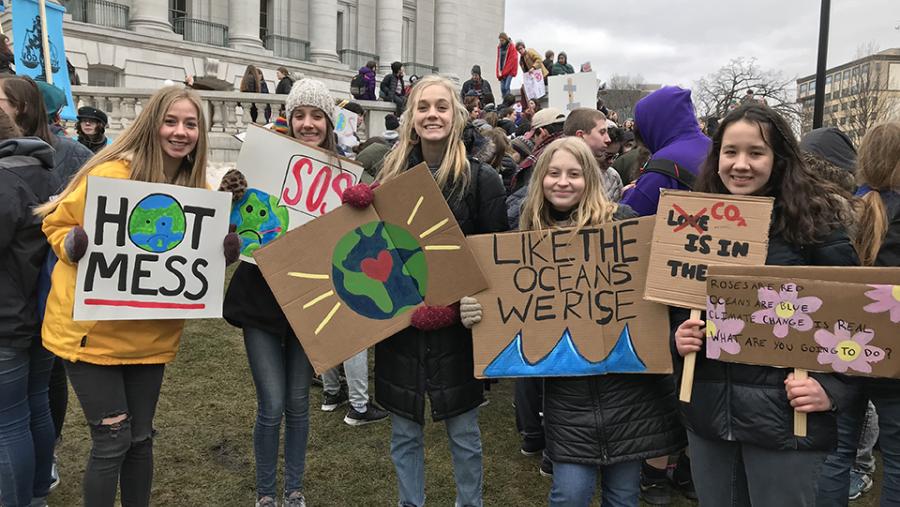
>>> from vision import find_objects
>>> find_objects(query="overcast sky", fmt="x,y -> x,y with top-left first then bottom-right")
504,0 -> 900,88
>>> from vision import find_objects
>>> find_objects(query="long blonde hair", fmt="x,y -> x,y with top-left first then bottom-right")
853,122 -> 900,266
377,75 -> 470,194
36,86 -> 209,217
519,137 -> 619,232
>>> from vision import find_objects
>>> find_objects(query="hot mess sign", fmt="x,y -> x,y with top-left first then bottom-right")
644,190 -> 774,310
232,125 -> 364,262
74,177 -> 231,320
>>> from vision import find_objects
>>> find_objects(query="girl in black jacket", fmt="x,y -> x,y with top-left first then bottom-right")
374,75 -> 508,507
673,103 -> 858,506
464,137 -> 685,507
819,122 -> 900,505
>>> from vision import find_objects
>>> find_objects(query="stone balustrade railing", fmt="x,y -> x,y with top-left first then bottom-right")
70,86 -> 398,163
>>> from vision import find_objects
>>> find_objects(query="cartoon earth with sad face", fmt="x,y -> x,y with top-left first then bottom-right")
128,194 -> 186,253
231,188 -> 290,256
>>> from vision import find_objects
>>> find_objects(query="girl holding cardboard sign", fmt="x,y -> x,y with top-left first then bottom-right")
672,103 -> 858,506
463,137 -> 686,507
374,75 -> 508,507
37,86 -> 238,507
819,122 -> 900,504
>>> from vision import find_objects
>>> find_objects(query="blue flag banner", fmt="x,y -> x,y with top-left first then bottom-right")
11,0 -> 75,120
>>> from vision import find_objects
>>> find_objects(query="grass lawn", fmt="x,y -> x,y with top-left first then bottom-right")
49,313 -> 884,506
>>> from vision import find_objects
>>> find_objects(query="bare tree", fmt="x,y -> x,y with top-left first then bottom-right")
608,73 -> 645,90
693,57 -> 799,123
600,74 -> 649,122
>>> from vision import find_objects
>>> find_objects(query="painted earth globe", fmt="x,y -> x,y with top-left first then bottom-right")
231,188 -> 290,256
128,194 -> 186,253
331,221 -> 428,320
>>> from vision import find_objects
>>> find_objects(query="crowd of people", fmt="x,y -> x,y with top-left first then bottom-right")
0,28 -> 898,507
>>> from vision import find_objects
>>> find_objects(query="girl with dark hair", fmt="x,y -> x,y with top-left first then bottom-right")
673,103 -> 858,506
0,34 -> 14,74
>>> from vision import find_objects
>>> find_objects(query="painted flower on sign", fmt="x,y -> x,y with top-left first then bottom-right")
863,285 -> 900,323
705,299 -> 744,359
751,283 -> 823,338
814,324 -> 885,374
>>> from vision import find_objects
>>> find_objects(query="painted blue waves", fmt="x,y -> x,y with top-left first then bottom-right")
483,325 -> 647,377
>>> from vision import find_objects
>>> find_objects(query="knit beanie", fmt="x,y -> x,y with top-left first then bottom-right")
273,115 -> 289,135
285,78 -> 334,120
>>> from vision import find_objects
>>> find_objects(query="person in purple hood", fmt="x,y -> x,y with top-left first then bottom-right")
358,60 -> 377,101
620,86 -> 711,216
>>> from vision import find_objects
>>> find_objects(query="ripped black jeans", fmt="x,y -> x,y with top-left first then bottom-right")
65,362 -> 164,507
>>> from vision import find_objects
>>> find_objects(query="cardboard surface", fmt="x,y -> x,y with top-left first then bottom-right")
468,216 -> 672,378
74,177 -> 231,320
706,266 -> 900,377
232,124 -> 364,263
253,164 -> 488,374
644,190 -> 774,310
548,73 -> 598,115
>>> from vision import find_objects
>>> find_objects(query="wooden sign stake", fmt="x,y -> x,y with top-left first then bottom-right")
794,368 -> 808,437
679,308 -> 702,402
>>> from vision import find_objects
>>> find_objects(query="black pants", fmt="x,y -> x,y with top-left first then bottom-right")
48,356 -> 67,441
66,362 -> 164,507
514,377 -> 544,446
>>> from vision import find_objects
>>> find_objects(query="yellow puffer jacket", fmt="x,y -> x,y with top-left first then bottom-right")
41,160 -> 185,365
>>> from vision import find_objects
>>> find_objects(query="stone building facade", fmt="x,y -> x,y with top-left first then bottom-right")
1,0 -> 506,97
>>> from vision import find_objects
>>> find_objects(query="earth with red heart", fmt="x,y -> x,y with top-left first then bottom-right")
331,221 -> 428,319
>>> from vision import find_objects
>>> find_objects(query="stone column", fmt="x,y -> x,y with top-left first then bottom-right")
129,0 -> 172,35
309,0 -> 339,62
433,0 -> 457,78
228,0 -> 263,50
376,0 -> 402,68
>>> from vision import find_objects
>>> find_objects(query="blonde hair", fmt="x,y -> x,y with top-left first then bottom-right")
377,75 -> 470,194
519,137 -> 619,232
36,86 -> 209,217
853,122 -> 900,266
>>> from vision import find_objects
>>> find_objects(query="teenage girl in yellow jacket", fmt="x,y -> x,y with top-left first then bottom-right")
36,86 -> 238,507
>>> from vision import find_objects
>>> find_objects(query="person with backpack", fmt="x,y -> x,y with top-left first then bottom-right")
351,60 -> 377,101
620,86 -> 711,216
380,61 -> 406,115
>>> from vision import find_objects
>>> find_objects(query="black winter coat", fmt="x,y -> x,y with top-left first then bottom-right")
674,225 -> 859,452
0,139 -> 59,349
276,77 -> 294,95
544,206 -> 687,465
375,151 -> 509,423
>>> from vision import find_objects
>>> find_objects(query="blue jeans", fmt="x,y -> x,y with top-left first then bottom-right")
0,341 -> 56,507
500,76 -> 513,99
323,349 -> 368,411
818,395 -> 866,507
390,408 -> 482,507
243,327 -> 312,499
548,460 -> 640,507
870,395 -> 900,506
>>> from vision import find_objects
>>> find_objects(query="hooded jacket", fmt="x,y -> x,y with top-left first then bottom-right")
496,40 -> 519,80
41,160 -> 187,365
621,86 -> 711,216
800,127 -> 857,173
375,148 -> 508,423
0,138 -> 59,349
50,133 -> 93,189
357,66 -> 377,101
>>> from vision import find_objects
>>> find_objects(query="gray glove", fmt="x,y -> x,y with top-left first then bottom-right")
460,296 -> 482,329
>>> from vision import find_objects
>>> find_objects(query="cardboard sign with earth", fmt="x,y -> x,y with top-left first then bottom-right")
74,176 -> 231,321
467,216 -> 672,378
253,164 -> 488,374
232,124 -> 365,263
705,265 -> 900,378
